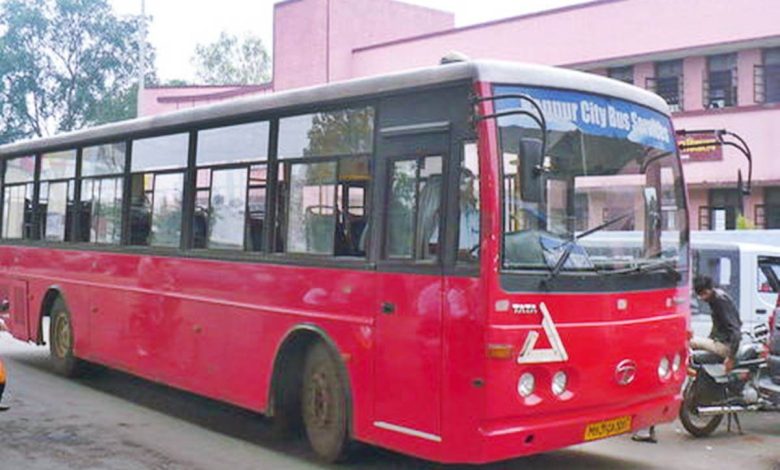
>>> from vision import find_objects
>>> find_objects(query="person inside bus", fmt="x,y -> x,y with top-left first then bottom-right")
457,168 -> 480,260
692,274 -> 742,372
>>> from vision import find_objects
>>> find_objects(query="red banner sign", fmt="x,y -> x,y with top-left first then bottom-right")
677,133 -> 723,162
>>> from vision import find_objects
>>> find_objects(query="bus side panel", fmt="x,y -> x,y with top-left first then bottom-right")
439,275 -> 485,461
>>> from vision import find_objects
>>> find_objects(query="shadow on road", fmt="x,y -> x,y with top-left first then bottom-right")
7,346 -> 654,469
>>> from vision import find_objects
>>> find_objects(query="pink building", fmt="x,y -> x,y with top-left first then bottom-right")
140,0 -> 780,230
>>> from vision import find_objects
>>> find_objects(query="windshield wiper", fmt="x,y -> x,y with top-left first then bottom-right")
603,258 -> 682,281
545,211 -> 634,282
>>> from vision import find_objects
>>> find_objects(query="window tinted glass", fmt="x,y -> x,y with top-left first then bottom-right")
151,173 -> 184,247
2,183 -> 33,239
129,172 -> 184,247
83,143 -> 126,176
386,156 -> 442,260
285,161 -> 337,254
247,165 -> 267,252
278,107 -> 374,158
5,156 -> 36,184
458,143 -> 480,262
208,168 -> 248,250
40,150 -> 77,180
132,134 -> 189,172
81,177 -> 123,244
42,181 -> 70,241
197,121 -> 269,165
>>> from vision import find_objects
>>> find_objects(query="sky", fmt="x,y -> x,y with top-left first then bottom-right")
108,0 -> 591,83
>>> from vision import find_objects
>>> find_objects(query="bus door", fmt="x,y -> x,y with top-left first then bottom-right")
372,124 -> 449,442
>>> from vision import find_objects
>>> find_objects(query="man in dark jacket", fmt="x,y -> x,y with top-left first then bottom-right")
692,275 -> 743,371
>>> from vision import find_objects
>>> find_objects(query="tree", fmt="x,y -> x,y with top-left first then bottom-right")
0,0 -> 155,144
192,32 -> 271,85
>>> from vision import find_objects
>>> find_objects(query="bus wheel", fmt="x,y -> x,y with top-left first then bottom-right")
49,297 -> 83,377
302,341 -> 351,462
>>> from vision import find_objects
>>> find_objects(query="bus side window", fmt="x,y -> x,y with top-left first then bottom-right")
79,142 -> 126,245
457,142 -> 480,263
128,133 -> 189,248
386,156 -> 443,261
193,121 -> 269,251
274,107 -> 374,258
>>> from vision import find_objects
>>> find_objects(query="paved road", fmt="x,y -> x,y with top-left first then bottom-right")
0,332 -> 778,470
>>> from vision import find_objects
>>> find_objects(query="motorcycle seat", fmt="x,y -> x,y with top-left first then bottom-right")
692,350 -> 723,365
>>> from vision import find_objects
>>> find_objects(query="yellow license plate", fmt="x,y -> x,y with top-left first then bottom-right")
583,415 -> 632,441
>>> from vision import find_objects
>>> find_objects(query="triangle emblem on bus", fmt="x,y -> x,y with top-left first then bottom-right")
517,302 -> 569,364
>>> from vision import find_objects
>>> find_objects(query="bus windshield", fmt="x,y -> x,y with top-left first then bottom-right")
496,85 -> 688,273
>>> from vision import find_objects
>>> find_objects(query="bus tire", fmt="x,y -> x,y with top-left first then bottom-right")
49,297 -> 84,377
302,341 -> 351,462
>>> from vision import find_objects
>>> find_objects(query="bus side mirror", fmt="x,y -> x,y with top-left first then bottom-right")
520,137 -> 544,203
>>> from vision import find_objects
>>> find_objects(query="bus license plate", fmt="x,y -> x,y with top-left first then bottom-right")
583,415 -> 632,441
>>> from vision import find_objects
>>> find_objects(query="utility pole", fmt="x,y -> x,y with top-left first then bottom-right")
137,0 -> 147,116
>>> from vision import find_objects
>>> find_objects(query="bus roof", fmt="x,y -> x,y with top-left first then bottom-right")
0,59 -> 670,158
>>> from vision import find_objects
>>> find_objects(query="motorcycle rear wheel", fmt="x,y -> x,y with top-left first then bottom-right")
679,381 -> 723,437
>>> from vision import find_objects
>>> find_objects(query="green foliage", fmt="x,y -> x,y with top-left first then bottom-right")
736,214 -> 755,230
0,0 -> 155,144
191,31 -> 271,85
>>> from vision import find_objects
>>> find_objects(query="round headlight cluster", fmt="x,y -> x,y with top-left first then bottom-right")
672,352 -> 682,373
658,356 -> 671,380
552,371 -> 568,396
518,373 -> 536,397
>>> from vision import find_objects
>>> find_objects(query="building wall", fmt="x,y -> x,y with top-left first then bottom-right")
272,0 -> 453,90
349,0 -> 780,78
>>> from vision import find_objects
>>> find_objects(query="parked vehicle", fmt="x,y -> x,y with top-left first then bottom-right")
0,357 -> 8,411
690,238 -> 780,338
680,325 -> 780,436
768,298 -> 780,384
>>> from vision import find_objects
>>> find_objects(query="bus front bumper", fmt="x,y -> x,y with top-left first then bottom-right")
471,393 -> 681,464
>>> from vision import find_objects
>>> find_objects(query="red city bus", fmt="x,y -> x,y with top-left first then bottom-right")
0,60 -> 689,463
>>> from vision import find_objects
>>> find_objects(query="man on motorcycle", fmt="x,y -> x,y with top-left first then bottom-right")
692,275 -> 742,371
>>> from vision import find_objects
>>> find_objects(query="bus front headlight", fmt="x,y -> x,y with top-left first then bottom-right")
552,371 -> 568,396
517,373 -> 535,398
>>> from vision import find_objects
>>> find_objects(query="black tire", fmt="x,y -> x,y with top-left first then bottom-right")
49,297 -> 84,377
679,380 -> 723,437
302,341 -> 351,462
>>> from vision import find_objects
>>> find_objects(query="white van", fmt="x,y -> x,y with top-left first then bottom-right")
690,239 -> 780,338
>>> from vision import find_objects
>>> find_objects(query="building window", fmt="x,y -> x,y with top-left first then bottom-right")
648,60 -> 683,112
704,53 -> 737,108
608,65 -> 634,84
706,188 -> 742,230
760,187 -> 780,229
756,47 -> 780,104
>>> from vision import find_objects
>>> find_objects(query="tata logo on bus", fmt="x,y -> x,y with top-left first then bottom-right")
511,303 -> 538,314
516,302 -> 569,364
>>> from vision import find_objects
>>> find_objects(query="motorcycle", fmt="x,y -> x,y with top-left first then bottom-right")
679,325 -> 780,437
